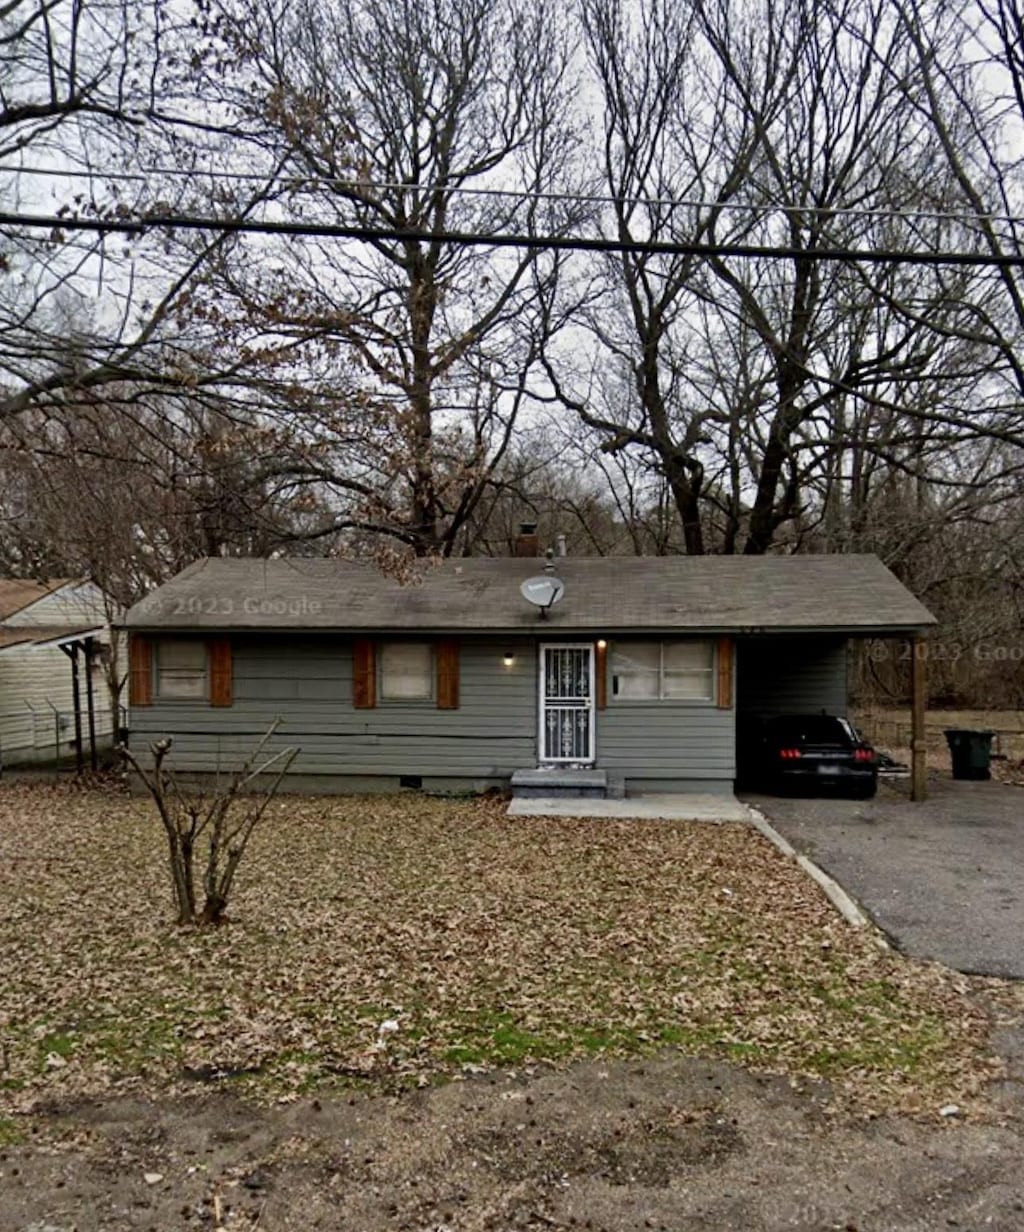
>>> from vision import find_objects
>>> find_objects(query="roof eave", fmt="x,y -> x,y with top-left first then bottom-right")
118,620 -> 937,637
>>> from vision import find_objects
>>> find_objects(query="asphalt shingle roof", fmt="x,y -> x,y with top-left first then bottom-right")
123,555 -> 935,635
0,579 -> 71,621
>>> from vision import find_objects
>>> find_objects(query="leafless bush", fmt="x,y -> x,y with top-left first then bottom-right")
120,721 -> 298,926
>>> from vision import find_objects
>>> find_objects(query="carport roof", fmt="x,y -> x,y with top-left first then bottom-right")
123,553 -> 936,636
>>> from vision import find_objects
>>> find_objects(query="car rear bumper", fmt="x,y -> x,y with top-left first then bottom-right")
774,765 -> 877,791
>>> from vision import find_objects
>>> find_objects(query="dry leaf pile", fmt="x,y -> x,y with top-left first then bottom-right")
0,782 -> 1005,1119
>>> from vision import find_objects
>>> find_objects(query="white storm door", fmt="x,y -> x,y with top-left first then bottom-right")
539,644 -> 595,764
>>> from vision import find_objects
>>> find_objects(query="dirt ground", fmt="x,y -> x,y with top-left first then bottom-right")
4,1047 -> 1024,1232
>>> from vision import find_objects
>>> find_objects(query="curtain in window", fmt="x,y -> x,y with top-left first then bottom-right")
611,643 -> 660,698
663,641 -> 715,700
612,641 -> 715,701
380,643 -> 432,699
158,641 -> 207,699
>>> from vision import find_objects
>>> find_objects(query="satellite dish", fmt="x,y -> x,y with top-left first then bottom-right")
520,575 -> 565,616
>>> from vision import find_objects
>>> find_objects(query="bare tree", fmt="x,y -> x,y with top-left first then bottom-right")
558,0 -> 757,555
882,0 -> 1024,395
557,0 -> 1022,556
0,394 -> 316,596
0,0 -> 306,468
2,1 -> 162,414
167,0 -> 586,558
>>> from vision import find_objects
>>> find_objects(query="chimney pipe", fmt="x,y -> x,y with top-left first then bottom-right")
555,533 -> 567,558
514,521 -> 539,557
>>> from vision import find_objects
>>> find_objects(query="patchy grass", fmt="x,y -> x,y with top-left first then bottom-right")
0,782 -> 1006,1117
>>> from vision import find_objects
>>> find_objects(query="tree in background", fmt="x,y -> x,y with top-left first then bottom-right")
0,0 -> 263,426
162,0 -> 587,557
555,0 -> 1023,557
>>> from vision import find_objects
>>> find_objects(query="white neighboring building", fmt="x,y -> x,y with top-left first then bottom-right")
0,579 -> 118,769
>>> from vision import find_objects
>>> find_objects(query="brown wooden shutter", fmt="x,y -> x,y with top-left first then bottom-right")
353,639 -> 377,708
717,636 -> 734,709
129,634 -> 153,707
594,640 -> 608,710
208,638 -> 233,707
436,639 -> 460,709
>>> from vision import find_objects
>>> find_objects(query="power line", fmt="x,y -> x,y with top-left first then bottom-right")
1,209 -> 1022,268
3,162 -> 1023,231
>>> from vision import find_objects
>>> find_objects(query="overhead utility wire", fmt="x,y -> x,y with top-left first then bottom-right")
3,162 -> 1024,230
1,210 -> 1022,268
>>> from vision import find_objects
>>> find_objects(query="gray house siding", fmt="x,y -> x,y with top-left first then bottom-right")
736,636 -> 849,718
596,705 -> 735,791
595,637 -> 735,791
131,633 -> 739,793
131,636 -> 538,785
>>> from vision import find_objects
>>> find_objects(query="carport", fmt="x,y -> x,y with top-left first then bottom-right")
736,627 -> 932,802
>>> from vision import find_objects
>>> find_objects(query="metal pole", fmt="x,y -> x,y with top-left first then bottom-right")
67,643 -> 84,776
911,635 -> 928,802
84,638 -> 98,772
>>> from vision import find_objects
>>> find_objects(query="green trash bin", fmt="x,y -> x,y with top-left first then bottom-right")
944,729 -> 994,781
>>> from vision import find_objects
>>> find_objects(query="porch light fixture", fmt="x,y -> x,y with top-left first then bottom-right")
596,639 -> 608,650
503,651 -> 516,667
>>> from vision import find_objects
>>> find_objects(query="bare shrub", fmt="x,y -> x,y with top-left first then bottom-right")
120,722 -> 298,926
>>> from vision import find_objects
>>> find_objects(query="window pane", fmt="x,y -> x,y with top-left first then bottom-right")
663,641 -> 714,672
158,641 -> 207,699
611,642 -> 659,699
663,671 -> 714,701
663,641 -> 715,701
380,642 -> 432,700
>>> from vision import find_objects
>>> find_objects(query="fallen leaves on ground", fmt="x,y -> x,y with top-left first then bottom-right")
0,782 -> 1008,1119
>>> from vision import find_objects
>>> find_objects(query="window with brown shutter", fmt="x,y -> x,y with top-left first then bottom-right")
611,641 -> 715,700
436,639 -> 459,709
156,640 -> 207,700
129,634 -> 153,707
380,642 -> 433,700
353,639 -> 377,708
717,636 -> 734,709
208,638 -> 233,707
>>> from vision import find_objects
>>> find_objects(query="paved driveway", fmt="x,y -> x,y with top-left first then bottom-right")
744,777 -> 1024,978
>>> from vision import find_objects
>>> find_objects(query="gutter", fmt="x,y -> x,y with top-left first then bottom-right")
115,623 -> 936,637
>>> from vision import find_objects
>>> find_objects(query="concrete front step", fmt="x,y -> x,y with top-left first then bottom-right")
510,767 -> 625,800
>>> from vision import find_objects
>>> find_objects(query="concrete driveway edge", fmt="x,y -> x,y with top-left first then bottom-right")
747,806 -> 879,934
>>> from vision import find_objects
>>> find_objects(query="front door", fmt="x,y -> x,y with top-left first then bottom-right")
539,643 -> 595,764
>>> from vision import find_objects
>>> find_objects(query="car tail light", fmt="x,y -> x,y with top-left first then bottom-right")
778,748 -> 802,760
854,747 -> 875,763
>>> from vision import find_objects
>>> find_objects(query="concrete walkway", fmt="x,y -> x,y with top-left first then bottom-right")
746,777 -> 1024,979
507,793 -> 751,822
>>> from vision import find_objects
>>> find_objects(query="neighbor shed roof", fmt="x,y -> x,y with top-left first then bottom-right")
0,578 -> 72,621
122,555 -> 935,636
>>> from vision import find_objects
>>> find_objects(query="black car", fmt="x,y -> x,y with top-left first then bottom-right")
749,714 -> 878,799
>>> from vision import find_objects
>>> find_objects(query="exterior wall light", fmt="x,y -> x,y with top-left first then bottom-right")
503,651 -> 516,667
596,639 -> 608,650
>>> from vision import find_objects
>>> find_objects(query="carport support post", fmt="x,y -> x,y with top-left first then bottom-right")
84,638 -> 98,772
59,642 -> 84,776
911,635 -> 928,802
